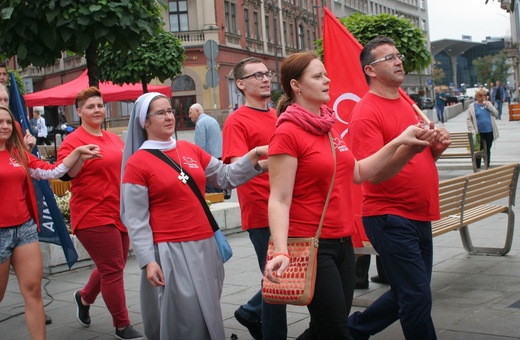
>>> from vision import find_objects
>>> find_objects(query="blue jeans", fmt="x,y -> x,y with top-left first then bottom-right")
349,215 -> 436,340
435,105 -> 445,123
494,100 -> 503,119
240,227 -> 287,340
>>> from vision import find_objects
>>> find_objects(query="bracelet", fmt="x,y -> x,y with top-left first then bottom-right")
255,146 -> 262,157
273,252 -> 290,261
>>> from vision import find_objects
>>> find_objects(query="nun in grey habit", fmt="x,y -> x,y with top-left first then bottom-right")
120,92 -> 267,340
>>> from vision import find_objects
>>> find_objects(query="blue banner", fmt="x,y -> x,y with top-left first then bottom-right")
9,72 -> 78,268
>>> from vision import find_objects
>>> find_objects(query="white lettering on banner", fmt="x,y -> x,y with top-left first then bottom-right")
41,200 -> 55,232
332,92 -> 361,139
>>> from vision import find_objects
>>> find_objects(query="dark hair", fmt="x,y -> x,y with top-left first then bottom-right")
75,86 -> 103,108
0,105 -> 28,171
360,35 -> 396,84
232,57 -> 263,95
277,51 -> 318,116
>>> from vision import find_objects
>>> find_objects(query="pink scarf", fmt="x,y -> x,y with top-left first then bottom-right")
277,103 -> 337,135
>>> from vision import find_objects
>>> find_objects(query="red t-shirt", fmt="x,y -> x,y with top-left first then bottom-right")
0,149 -> 57,228
122,141 -> 214,243
349,93 -> 440,221
269,122 -> 356,239
222,106 -> 277,230
57,127 -> 125,233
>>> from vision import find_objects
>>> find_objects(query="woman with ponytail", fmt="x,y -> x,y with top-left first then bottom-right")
264,52 -> 434,339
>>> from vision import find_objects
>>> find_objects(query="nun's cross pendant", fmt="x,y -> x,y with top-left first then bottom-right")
178,171 -> 189,184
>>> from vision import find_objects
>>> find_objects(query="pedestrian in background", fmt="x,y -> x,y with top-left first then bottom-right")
466,88 -> 499,171
189,103 -> 223,193
58,87 -> 144,340
434,86 -> 447,124
490,80 -> 507,120
35,110 -> 50,145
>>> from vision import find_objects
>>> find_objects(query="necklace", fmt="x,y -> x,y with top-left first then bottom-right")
161,148 -> 189,184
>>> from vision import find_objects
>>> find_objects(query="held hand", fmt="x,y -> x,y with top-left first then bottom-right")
430,127 -> 451,155
264,254 -> 290,284
255,145 -> 268,157
258,159 -> 269,172
76,144 -> 102,160
146,261 -> 165,287
397,125 -> 435,146
23,130 -> 36,150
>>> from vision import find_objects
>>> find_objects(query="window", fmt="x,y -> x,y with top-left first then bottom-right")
172,75 -> 195,91
290,23 -> 295,47
265,15 -> 271,43
245,9 -> 250,37
299,24 -> 305,49
253,12 -> 259,39
224,1 -> 237,33
168,0 -> 188,32
283,21 -> 287,47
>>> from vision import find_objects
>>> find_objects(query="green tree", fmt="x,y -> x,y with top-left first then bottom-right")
316,13 -> 431,74
473,52 -> 511,85
432,59 -> 446,86
97,31 -> 185,93
0,1 -> 164,86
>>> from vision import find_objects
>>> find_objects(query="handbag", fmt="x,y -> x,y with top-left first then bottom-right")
145,149 -> 233,263
262,132 -> 336,306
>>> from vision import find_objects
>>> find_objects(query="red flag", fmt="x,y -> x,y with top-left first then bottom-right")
323,8 -> 428,248
323,7 -> 368,247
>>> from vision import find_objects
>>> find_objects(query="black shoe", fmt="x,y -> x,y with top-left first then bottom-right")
224,189 -> 232,200
45,314 -> 52,325
296,327 -> 317,340
115,325 -> 144,340
234,308 -> 262,340
354,281 -> 369,289
73,291 -> 91,327
371,275 -> 389,285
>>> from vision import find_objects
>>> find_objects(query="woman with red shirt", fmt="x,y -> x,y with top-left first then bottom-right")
57,87 -> 143,340
121,92 -> 267,339
0,104 -> 99,340
263,52 -> 434,339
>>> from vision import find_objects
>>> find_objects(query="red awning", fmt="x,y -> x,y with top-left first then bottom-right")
24,70 -> 172,107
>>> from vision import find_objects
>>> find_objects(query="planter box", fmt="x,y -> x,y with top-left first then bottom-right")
40,235 -> 93,275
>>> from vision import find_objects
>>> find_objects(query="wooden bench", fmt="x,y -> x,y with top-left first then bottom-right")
37,145 -> 57,162
355,163 -> 520,256
509,103 -> 520,121
438,131 -> 487,173
49,179 -> 71,197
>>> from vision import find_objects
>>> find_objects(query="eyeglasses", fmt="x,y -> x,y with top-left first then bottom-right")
148,108 -> 175,118
369,53 -> 405,65
240,71 -> 273,81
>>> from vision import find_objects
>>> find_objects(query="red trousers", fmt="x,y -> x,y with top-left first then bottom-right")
76,225 -> 130,328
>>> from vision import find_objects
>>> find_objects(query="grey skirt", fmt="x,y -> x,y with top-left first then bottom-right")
140,237 -> 225,340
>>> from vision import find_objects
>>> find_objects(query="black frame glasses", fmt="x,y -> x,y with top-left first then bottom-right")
369,54 -> 405,66
240,71 -> 273,81
148,108 -> 175,118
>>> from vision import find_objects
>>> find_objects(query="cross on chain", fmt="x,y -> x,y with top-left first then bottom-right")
178,171 -> 189,184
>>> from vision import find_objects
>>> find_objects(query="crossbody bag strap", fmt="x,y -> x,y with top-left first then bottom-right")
144,149 -> 220,232
314,132 -> 337,242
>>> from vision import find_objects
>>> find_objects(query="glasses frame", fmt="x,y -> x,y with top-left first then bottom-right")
148,108 -> 175,118
369,53 -> 405,66
240,71 -> 273,81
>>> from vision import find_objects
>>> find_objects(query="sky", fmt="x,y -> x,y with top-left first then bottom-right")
427,0 -> 511,42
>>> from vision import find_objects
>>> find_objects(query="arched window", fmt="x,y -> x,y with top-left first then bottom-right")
172,75 -> 195,91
